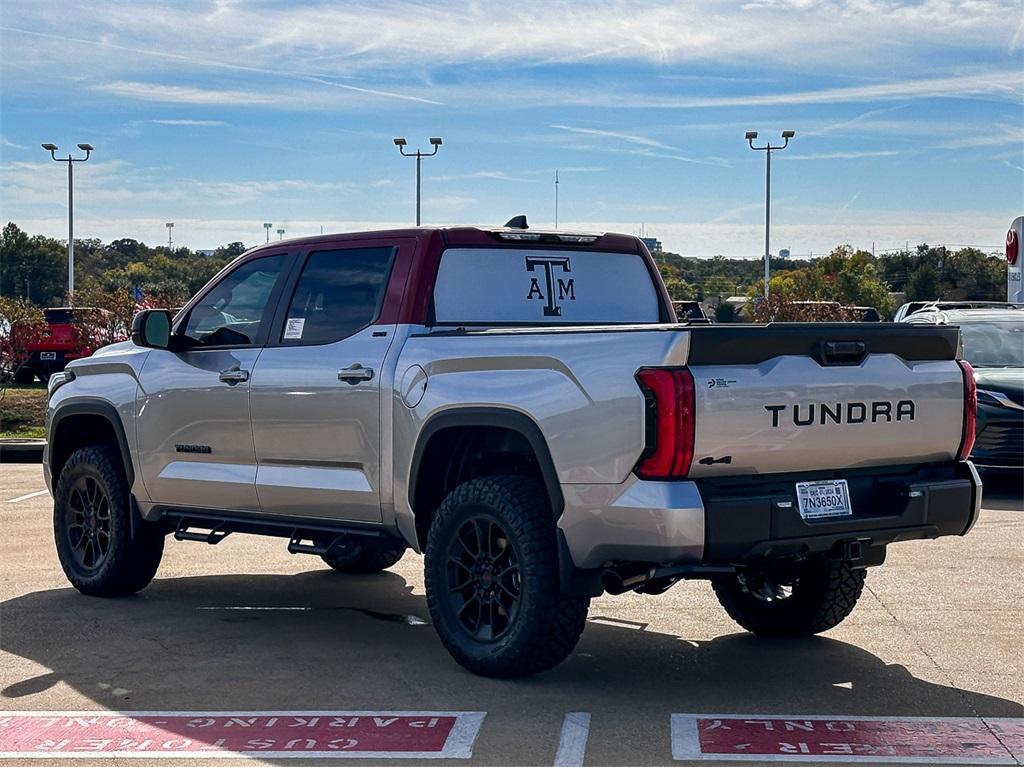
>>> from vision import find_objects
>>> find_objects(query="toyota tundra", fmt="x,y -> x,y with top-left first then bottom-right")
45,221 -> 981,677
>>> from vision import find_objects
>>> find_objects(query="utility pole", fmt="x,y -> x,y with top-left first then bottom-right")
745,130 -> 795,299
393,137 -> 443,225
41,142 -> 93,305
166,222 -> 174,251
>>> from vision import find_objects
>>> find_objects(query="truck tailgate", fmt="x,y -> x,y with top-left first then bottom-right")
685,324 -> 965,477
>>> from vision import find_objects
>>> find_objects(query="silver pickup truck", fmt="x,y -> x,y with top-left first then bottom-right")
45,222 -> 981,677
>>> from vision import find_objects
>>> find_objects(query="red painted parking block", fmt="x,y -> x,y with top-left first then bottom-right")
672,714 -> 1024,764
0,711 -> 485,759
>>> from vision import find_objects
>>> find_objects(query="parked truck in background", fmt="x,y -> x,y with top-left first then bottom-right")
45,221 -> 981,677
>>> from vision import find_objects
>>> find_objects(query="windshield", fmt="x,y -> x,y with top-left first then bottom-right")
44,309 -> 75,324
959,320 -> 1024,368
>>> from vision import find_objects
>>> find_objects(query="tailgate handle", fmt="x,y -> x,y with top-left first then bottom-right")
819,340 -> 866,366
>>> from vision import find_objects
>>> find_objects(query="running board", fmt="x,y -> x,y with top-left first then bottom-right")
174,518 -> 232,544
163,509 -> 392,555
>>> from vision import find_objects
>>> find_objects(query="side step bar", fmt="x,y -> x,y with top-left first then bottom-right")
165,509 -> 393,556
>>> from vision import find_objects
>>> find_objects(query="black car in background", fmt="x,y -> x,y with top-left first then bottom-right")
904,307 -> 1024,472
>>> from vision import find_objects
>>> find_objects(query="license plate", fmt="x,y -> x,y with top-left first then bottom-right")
796,479 -> 852,521
39,352 -> 56,360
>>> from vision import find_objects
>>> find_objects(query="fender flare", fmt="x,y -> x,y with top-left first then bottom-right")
50,398 -> 135,487
408,407 -> 564,517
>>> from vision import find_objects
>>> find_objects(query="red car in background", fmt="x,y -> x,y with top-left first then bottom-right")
12,307 -> 117,383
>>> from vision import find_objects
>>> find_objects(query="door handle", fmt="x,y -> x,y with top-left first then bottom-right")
219,367 -> 249,384
338,363 -> 374,383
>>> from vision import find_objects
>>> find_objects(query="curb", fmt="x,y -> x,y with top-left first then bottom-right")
0,439 -> 45,464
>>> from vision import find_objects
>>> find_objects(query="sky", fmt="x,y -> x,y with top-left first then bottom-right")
0,0 -> 1022,257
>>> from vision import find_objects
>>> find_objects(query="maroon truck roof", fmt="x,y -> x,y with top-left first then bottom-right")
226,225 -> 674,327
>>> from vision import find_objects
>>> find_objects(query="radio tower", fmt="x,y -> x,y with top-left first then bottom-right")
554,170 -> 560,229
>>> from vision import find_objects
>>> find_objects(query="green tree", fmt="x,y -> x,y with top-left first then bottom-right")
0,223 -> 66,305
904,262 -> 941,302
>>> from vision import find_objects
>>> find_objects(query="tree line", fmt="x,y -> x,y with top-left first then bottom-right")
653,243 -> 1007,319
0,221 -> 1009,321
0,222 -> 245,309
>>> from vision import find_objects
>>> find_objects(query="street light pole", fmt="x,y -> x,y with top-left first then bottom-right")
276,228 -> 285,241
263,222 -> 273,243
394,137 -> 443,226
745,130 -> 795,299
166,222 -> 174,251
42,142 -> 93,304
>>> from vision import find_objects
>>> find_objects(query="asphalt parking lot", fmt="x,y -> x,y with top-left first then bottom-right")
1,464 -> 1021,766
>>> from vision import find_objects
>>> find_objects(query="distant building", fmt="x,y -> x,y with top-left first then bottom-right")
640,236 -> 662,253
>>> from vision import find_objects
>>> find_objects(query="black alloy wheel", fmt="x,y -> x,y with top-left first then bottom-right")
445,515 -> 521,642
65,475 -> 112,572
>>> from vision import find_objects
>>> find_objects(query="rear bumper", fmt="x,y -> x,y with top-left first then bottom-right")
700,461 -> 981,565
24,350 -> 75,375
558,462 -> 981,570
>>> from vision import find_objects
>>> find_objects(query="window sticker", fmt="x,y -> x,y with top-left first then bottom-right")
283,317 -> 305,339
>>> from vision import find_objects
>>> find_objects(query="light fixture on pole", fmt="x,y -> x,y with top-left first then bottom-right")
166,222 -> 174,250
745,130 -> 795,299
42,142 -> 93,304
276,228 -> 285,241
263,222 -> 273,243
393,137 -> 442,226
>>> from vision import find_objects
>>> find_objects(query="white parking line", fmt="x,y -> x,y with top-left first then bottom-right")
553,712 -> 591,767
5,490 -> 49,504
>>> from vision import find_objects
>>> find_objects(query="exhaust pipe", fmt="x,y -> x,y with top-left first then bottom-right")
601,565 -> 656,595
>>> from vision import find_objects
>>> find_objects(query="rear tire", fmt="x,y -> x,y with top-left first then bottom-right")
424,475 -> 589,678
712,556 -> 865,638
53,444 -> 164,596
321,541 -> 406,573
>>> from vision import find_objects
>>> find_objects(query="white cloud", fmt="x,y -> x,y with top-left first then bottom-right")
936,125 -> 1024,149
552,72 -> 1024,109
549,124 -> 676,151
146,119 -> 227,126
1,136 -> 28,150
784,150 -> 900,161
2,1 -> 1020,102
91,81 -> 276,106
0,158 -> 357,215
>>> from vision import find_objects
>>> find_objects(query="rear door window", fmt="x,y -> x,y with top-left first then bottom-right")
432,248 -> 661,325
280,247 -> 395,345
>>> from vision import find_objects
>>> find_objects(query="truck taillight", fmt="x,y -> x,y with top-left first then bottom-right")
957,359 -> 977,461
635,368 -> 695,479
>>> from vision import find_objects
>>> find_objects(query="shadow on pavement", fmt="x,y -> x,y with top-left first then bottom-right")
2,570 -> 1020,756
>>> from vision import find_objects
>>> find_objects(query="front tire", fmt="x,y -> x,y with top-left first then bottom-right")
424,475 -> 589,678
53,444 -> 164,597
712,556 -> 866,638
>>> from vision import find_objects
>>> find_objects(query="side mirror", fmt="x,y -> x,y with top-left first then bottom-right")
131,309 -> 173,349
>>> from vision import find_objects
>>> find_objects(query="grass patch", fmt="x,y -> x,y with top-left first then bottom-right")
1,385 -> 47,438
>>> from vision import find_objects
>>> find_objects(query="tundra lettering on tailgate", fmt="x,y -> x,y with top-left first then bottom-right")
765,401 -> 916,427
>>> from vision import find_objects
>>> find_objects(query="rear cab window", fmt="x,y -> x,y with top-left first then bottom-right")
432,247 -> 661,326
